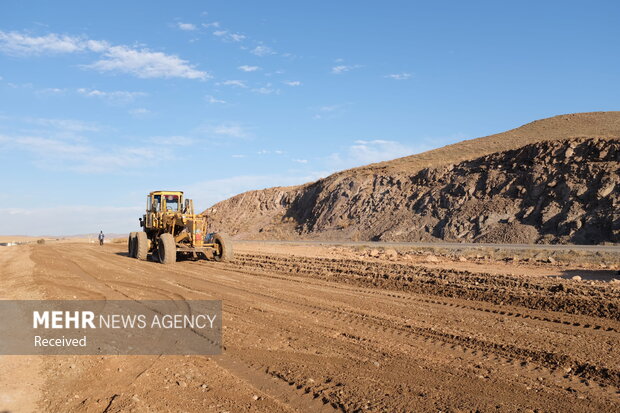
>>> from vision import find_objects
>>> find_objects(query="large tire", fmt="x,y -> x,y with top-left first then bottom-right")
135,232 -> 148,261
128,232 -> 137,258
157,233 -> 176,264
212,233 -> 233,262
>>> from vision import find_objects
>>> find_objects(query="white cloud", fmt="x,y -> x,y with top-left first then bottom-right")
293,158 -> 308,164
36,87 -> 66,95
283,80 -> 301,86
331,64 -> 361,74
202,22 -> 220,28
7,82 -> 31,89
250,45 -> 275,57
149,135 -> 195,146
0,133 -> 164,173
217,79 -> 247,88
328,139 -> 415,168
213,30 -> 246,42
0,31 -> 208,80
29,117 -> 100,133
265,69 -> 285,77
197,123 -> 249,138
85,40 -> 110,53
312,104 -> 347,119
238,65 -> 260,72
252,85 -> 277,95
0,31 -> 88,55
256,149 -> 284,155
213,125 -> 247,138
86,45 -> 209,80
231,154 -> 245,158
77,88 -> 146,103
229,33 -> 246,42
177,22 -> 197,31
2,116 -> 101,142
206,95 -> 226,104
384,72 -> 411,80
129,108 -> 151,117
1,135 -> 87,155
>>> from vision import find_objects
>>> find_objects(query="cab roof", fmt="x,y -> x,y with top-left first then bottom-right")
149,190 -> 184,195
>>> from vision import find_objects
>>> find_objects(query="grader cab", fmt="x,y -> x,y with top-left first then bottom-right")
128,190 -> 232,264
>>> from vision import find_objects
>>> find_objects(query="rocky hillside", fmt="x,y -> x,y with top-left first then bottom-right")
205,113 -> 620,244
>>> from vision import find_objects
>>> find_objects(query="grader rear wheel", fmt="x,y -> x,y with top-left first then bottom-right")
128,232 -> 137,258
157,233 -> 176,264
212,233 -> 233,262
135,232 -> 148,261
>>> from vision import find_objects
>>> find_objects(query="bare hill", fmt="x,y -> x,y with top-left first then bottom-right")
205,112 -> 620,244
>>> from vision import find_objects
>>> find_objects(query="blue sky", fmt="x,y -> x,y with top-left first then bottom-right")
1,1 -> 619,235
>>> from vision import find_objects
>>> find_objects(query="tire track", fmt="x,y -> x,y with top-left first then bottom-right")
206,257 -> 620,334
41,244 -> 620,410
45,244 -> 340,412
155,258 -> 620,391
230,253 -> 620,321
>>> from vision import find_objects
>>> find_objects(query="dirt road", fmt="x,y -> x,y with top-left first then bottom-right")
1,242 -> 619,412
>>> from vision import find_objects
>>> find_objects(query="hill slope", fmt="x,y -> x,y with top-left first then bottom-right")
205,112 -> 620,244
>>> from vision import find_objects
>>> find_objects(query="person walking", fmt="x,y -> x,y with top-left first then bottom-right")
98,231 -> 105,246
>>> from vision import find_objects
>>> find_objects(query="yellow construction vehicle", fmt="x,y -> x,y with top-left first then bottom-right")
128,190 -> 232,264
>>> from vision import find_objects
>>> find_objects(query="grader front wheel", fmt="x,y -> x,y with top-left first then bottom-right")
128,232 -> 137,258
157,233 -> 176,264
135,232 -> 149,261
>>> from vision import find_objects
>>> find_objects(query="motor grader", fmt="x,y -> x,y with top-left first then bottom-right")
127,190 -> 232,264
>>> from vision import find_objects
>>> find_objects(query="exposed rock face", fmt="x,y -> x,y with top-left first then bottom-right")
206,137 -> 619,244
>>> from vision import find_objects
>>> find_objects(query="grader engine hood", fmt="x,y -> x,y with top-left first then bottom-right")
185,218 -> 205,241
